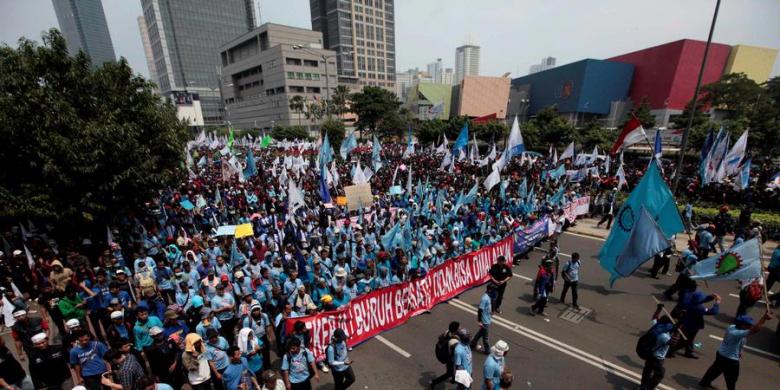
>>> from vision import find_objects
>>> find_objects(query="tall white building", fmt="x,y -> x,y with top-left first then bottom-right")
137,16 -> 157,86
529,56 -> 556,74
455,44 -> 480,84
442,68 -> 454,85
395,71 -> 412,100
427,58 -> 443,84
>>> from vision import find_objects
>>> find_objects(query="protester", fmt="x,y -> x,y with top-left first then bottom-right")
483,340 -> 508,390
639,305 -> 674,390
27,332 -> 72,390
326,328 -> 355,390
488,256 -> 512,314
560,252 -> 581,309
471,284 -> 493,353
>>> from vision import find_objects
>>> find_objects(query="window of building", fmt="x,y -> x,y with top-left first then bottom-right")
287,71 -> 295,79
289,86 -> 305,93
296,72 -> 304,79
266,89 -> 275,96
303,59 -> 318,67
306,87 -> 321,94
305,73 -> 313,80
286,57 -> 302,66
312,73 -> 320,80
275,87 -> 285,94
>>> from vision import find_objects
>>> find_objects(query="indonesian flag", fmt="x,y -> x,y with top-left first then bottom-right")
610,116 -> 646,155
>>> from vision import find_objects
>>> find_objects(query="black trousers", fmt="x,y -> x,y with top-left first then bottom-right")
597,214 -> 613,229
332,366 -> 356,390
560,281 -> 578,306
664,273 -> 690,300
640,357 -> 665,390
493,282 -> 507,311
531,296 -> 548,314
650,255 -> 670,278
431,361 -> 454,387
291,380 -> 312,390
701,352 -> 740,390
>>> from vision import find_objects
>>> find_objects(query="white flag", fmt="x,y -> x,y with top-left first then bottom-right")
288,181 -> 306,212
560,142 -> 575,160
352,161 -> 368,184
722,130 -> 748,177
616,164 -> 627,190
483,168 -> 501,192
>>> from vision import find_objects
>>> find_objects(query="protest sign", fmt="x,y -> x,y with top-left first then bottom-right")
234,223 -> 254,238
344,184 -> 373,210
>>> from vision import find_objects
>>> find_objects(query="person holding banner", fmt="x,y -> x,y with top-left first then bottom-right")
699,311 -> 773,390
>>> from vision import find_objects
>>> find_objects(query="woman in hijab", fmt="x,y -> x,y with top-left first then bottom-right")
238,327 -> 263,380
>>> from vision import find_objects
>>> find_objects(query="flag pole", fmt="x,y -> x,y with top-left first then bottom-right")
651,296 -> 689,341
759,251 -> 772,312
673,0 -> 721,193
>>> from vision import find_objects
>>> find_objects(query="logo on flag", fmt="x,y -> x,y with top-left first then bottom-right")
715,252 -> 743,276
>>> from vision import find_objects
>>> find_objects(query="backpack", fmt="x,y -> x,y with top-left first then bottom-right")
636,330 -> 656,360
435,332 -> 453,364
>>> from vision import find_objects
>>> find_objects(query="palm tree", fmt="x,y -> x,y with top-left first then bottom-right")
331,85 -> 350,119
289,95 -> 305,126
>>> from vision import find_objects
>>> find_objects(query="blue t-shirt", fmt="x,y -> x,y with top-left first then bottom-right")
718,325 -> 751,360
211,293 -> 235,321
133,316 -> 163,351
653,332 -> 672,360
479,293 -> 492,325
483,355 -> 504,390
282,349 -> 314,383
564,260 -> 580,282
205,337 -> 230,371
326,341 -> 349,372
69,341 -> 109,376
222,358 -> 251,390
156,385 -> 174,390
769,248 -> 780,269
453,343 -> 473,374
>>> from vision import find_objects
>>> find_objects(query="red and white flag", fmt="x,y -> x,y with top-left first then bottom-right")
610,116 -> 646,155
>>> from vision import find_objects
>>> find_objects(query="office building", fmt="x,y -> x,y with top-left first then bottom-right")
608,39 -> 732,126
442,68 -> 454,85
51,0 -> 115,65
427,58 -> 443,84
454,44 -> 480,84
454,75 -> 510,120
137,15 -> 157,87
395,71 -> 412,100
310,0 -> 396,90
140,0 -> 256,125
511,59 -> 634,127
529,56 -> 556,74
219,23 -> 337,133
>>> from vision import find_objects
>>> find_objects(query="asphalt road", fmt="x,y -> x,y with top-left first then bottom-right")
344,231 -> 780,390
4,231 -> 778,389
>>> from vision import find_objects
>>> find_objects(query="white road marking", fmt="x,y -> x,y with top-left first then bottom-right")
708,335 -> 780,360
513,273 -> 533,281
563,231 -> 606,241
375,335 -> 412,358
448,299 -> 676,390
727,293 -> 766,304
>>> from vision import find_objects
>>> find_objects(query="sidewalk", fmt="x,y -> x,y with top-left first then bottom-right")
568,217 -> 778,258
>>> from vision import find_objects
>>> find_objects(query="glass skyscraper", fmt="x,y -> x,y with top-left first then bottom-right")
51,0 -> 116,66
140,0 -> 256,125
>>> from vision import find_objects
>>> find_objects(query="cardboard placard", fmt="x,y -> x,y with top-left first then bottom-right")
234,223 -> 254,238
344,184 -> 373,210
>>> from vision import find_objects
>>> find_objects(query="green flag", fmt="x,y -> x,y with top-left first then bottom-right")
227,127 -> 235,150
260,134 -> 272,148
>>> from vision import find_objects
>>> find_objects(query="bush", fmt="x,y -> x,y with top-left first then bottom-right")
685,206 -> 780,239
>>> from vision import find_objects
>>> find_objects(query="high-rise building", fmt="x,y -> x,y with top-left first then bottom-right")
137,16 -> 157,87
442,68 -> 454,85
309,0 -> 396,90
51,0 -> 115,65
427,58 -> 443,84
528,56 -> 556,74
454,44 -> 480,84
395,71 -> 412,100
140,0 -> 256,125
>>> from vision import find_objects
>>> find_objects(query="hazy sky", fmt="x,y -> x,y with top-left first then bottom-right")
1,0 -> 778,79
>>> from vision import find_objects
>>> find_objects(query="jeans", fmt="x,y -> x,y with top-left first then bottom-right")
492,282 -> 507,311
701,352 -> 740,390
471,325 -> 490,352
640,357 -> 665,390
560,281 -> 578,306
332,366 -> 355,390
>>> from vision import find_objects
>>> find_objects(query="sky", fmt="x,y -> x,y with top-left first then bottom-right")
1,0 -> 778,80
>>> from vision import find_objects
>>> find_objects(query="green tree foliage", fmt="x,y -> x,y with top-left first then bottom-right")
304,99 -> 326,122
0,29 -> 189,224
581,120 -> 615,152
523,106 -> 579,149
415,119 -> 449,145
271,125 -> 310,140
378,107 -> 413,140
625,97 -> 656,129
289,95 -> 305,126
320,119 -> 346,150
473,121 -> 509,144
350,86 -> 402,137
330,85 -> 351,119
673,73 -> 780,158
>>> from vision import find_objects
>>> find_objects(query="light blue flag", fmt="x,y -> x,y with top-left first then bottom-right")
401,219 -> 413,252
691,238 -> 762,281
340,131 -> 357,160
614,207 -> 671,278
320,134 -> 333,166
462,183 -> 479,205
243,149 -> 257,178
549,165 -> 566,180
549,186 -> 566,206
381,222 -> 401,250
452,124 -> 469,154
599,162 -> 685,285
518,178 -> 527,200
736,159 -> 751,191
499,180 -> 507,202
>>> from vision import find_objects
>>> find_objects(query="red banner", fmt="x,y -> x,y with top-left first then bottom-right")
287,237 -> 513,360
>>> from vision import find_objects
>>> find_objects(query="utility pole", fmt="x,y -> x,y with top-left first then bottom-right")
673,0 -> 721,193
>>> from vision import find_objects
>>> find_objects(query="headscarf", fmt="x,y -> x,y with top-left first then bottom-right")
237,327 -> 259,354
184,333 -> 203,353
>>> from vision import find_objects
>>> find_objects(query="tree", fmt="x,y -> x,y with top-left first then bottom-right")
0,29 -> 189,229
625,97 -> 656,129
330,85 -> 351,119
289,95 -> 305,126
304,99 -> 326,122
320,118 -> 346,150
581,120 -> 615,152
350,86 -> 402,137
473,121 -> 509,144
415,119 -> 448,145
272,125 -> 309,140
379,107 -> 413,140
526,106 -> 579,148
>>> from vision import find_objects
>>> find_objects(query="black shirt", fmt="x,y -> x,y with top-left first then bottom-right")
489,263 -> 512,283
28,345 -> 71,389
0,345 -> 26,385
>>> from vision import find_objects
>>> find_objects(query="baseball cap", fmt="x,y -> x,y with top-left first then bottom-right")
31,332 -> 47,344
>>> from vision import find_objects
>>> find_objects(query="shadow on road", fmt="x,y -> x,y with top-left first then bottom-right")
615,353 -> 644,369
603,370 -> 639,390
671,372 -> 705,388
578,282 -> 627,296
419,370 -> 438,388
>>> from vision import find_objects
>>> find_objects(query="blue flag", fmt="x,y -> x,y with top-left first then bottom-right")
381,222 -> 401,250
518,178 -> 527,200
614,207 -> 671,278
599,162 -> 684,285
372,135 -> 383,171
691,238 -> 762,281
340,131 -> 357,160
453,124 -> 469,154
320,133 -> 333,166
736,158 -> 751,191
653,130 -> 662,159
699,129 -> 714,183
318,160 -> 331,203
243,149 -> 257,178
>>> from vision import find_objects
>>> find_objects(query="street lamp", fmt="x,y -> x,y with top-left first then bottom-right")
292,45 -> 353,119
